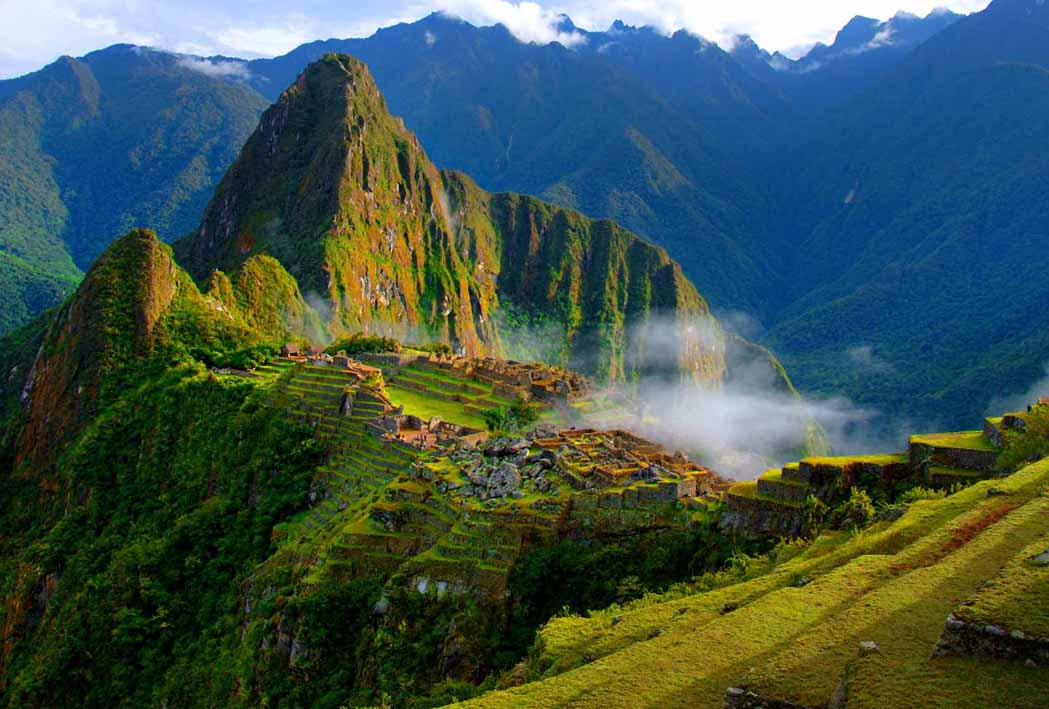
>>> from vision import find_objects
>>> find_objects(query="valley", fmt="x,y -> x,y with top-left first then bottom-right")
1,1 -> 1048,705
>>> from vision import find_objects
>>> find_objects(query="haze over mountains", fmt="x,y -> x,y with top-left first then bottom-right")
1,0 -> 1048,432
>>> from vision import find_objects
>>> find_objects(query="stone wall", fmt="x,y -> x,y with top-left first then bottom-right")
908,442 -> 998,473
719,493 -> 805,539
724,687 -> 816,709
933,613 -> 1049,665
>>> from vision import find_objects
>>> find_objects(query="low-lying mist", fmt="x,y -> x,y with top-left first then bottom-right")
584,315 -> 907,480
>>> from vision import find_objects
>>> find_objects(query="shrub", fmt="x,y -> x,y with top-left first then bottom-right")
481,399 -> 540,435
418,342 -> 453,356
898,486 -> 948,504
802,494 -> 829,534
324,332 -> 401,355
833,488 -> 876,531
997,404 -> 1049,473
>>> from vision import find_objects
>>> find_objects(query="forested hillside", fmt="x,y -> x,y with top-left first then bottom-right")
4,0 -> 1049,431
0,45 -> 266,330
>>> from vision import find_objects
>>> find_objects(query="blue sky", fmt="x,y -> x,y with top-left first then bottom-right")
0,0 -> 992,79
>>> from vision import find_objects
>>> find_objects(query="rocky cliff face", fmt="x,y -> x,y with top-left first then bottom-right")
179,54 -> 726,384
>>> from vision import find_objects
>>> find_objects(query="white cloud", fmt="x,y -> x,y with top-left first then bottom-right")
846,344 -> 894,373
438,0 -> 586,46
216,18 -> 319,58
176,55 -> 251,79
552,0 -> 990,55
0,0 -> 995,79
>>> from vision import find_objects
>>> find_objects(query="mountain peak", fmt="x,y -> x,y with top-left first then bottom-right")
181,54 -> 725,381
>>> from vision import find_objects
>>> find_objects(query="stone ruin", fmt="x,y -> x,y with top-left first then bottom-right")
440,437 -> 561,503
419,427 -> 726,508
415,352 -> 593,405
532,428 -> 724,498
369,413 -> 488,451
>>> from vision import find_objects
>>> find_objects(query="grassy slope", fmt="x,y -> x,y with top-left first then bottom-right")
462,458 -> 1049,707
385,383 -> 487,430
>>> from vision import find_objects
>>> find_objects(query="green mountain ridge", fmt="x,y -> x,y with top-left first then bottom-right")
178,54 -> 729,385
0,45 -> 266,331
765,0 -> 1049,428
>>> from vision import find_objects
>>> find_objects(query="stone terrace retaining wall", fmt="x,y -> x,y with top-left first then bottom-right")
720,493 -> 805,539
933,613 -> 1049,665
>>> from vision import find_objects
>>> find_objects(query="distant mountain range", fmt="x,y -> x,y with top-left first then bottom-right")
1,0 -> 1048,431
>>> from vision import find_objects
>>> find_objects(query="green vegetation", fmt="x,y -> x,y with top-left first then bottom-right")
910,431 -> 995,452
0,46 -> 266,333
481,400 -> 540,435
325,332 -> 402,355
0,228 -> 326,705
997,403 -> 1049,472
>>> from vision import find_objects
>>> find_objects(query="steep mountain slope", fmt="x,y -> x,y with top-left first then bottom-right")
734,10 -> 962,115
0,45 -> 267,331
766,0 -> 1049,428
0,229 -> 325,703
242,14 -> 786,315
179,54 -> 728,384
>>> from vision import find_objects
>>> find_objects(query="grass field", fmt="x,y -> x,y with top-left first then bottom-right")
460,458 -> 1049,708
385,383 -> 487,429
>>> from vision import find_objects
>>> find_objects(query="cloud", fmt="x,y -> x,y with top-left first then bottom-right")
846,344 -> 893,374
176,55 -> 251,79
438,1 -> 587,46
559,0 -> 990,53
215,17 -> 320,57
559,314 -> 895,480
425,29 -> 437,46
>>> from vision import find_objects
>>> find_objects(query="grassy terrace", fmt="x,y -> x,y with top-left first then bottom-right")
910,431 -> 996,452
728,479 -> 804,508
955,533 -> 1049,639
800,453 -> 909,466
759,468 -> 809,487
461,458 -> 1049,708
385,383 -> 486,429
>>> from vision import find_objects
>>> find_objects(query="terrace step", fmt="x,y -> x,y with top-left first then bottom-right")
757,469 -> 812,504
909,431 -> 998,472
927,465 -> 989,488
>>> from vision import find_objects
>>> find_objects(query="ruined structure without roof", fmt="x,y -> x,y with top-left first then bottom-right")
533,428 -> 726,498
411,352 -> 593,405
369,413 -> 488,451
